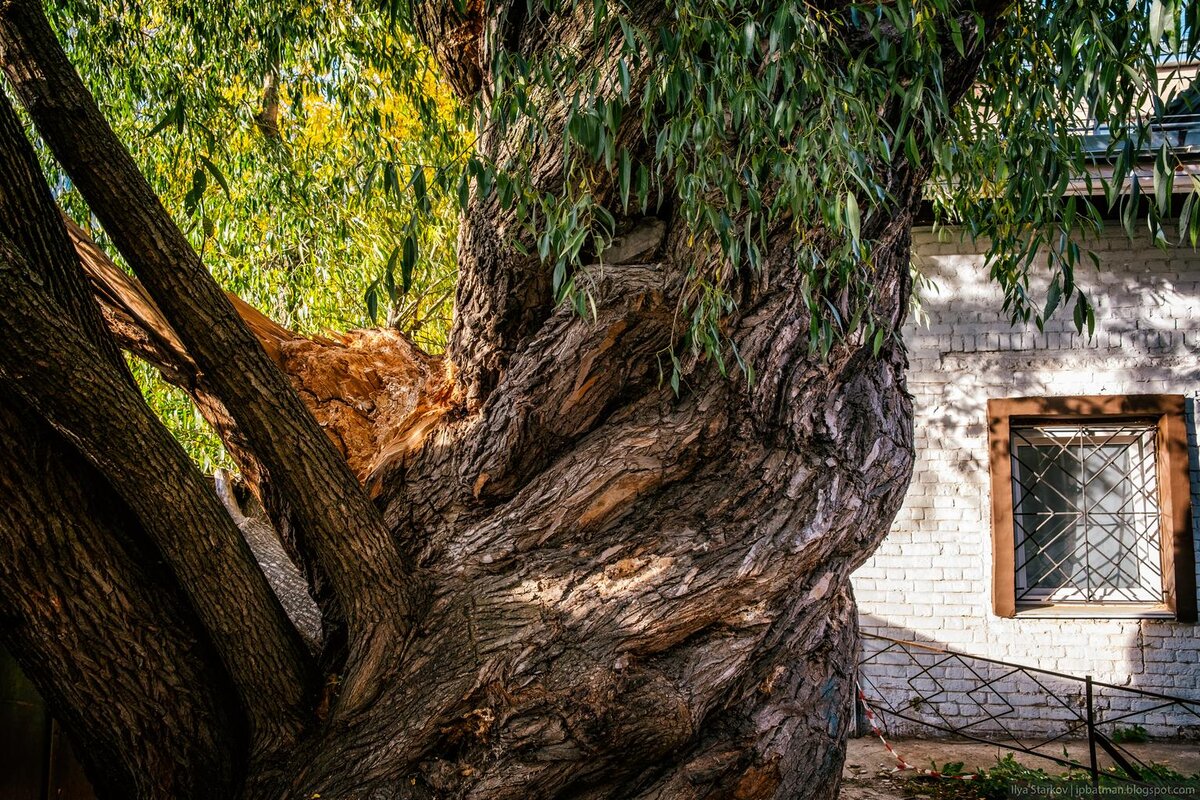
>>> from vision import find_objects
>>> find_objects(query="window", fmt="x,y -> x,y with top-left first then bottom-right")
987,395 -> 1196,620
1011,421 -> 1162,604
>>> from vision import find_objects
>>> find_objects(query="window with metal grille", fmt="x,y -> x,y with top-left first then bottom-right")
986,395 -> 1197,621
1010,422 -> 1162,605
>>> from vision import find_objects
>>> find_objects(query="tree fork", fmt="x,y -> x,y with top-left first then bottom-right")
66,216 -> 448,489
0,85 -> 319,747
0,226 -> 317,750
0,0 -> 425,678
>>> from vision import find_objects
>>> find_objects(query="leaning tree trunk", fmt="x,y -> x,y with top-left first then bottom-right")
0,1 -> 998,798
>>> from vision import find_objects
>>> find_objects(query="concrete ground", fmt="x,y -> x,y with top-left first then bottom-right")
840,736 -> 1200,799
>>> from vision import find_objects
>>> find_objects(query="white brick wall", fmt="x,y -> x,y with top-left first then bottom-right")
853,223 -> 1200,739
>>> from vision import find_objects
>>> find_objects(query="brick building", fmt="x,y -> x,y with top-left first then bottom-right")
853,224 -> 1200,738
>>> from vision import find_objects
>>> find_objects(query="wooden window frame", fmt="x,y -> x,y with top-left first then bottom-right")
987,395 -> 1197,621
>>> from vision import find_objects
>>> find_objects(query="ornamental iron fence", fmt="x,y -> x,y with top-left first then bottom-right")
858,632 -> 1200,787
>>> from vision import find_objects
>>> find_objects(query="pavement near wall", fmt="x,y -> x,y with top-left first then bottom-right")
839,737 -> 1200,799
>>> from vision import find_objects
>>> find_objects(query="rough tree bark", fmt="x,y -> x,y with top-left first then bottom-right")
0,1 -> 1000,798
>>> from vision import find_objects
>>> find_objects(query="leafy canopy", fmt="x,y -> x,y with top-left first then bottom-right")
451,0 -> 1200,364
36,0 -> 1200,461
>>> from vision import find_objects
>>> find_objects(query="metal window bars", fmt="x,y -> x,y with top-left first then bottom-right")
1010,422 -> 1164,605
858,632 -> 1200,787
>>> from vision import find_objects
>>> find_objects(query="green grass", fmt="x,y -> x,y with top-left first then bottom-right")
906,754 -> 1200,800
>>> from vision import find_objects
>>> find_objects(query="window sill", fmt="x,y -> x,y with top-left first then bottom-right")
1012,603 -> 1178,620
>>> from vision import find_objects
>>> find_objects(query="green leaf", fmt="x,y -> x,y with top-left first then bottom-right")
636,164 -> 650,213
365,280 -> 380,324
619,148 -> 632,211
411,166 -> 430,213
199,156 -> 231,200
457,172 -> 471,210
147,95 -> 185,138
1149,0 -> 1167,46
845,192 -> 861,243
383,162 -> 399,204
1153,144 -> 1173,215
401,233 -> 417,294
183,167 -> 207,214
383,256 -> 397,301
1044,277 -> 1062,320
1122,176 -> 1140,238
949,18 -> 964,57
742,20 -> 756,57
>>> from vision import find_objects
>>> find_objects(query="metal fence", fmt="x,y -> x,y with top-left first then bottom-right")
857,632 -> 1200,787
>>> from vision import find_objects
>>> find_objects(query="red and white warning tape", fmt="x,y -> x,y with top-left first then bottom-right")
855,684 -> 979,781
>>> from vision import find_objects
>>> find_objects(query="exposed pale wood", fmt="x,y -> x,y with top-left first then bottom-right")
68,217 -> 453,483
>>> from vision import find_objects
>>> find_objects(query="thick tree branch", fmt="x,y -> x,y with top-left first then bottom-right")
0,0 -> 423,679
0,83 -> 121,378
0,397 -> 240,800
0,85 -> 313,752
452,264 -> 677,504
0,228 -> 315,751
410,0 -> 485,98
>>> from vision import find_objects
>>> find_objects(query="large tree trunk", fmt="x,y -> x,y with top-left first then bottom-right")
0,1 -> 997,798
